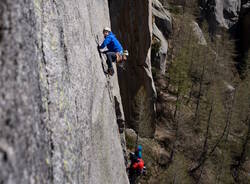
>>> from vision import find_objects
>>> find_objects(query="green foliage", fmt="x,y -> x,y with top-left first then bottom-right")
168,4 -> 182,15
126,132 -> 136,151
160,8 -> 249,184
142,2 -> 250,184
152,37 -> 161,54
168,0 -> 199,16
169,45 -> 192,95
151,38 -> 162,72
168,13 -> 196,96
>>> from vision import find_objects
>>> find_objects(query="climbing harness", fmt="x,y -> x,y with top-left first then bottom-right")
117,50 -> 129,71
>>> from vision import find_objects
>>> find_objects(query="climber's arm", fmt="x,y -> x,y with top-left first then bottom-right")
100,36 -> 111,49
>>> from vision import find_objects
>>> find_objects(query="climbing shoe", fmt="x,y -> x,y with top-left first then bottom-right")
108,68 -> 114,76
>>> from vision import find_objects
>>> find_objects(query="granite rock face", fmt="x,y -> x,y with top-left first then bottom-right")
108,0 -> 156,138
151,0 -> 172,75
200,0 -> 241,30
200,0 -> 250,32
239,0 -> 250,54
200,0 -> 250,69
152,0 -> 172,38
241,13 -> 250,51
0,0 -> 129,183
152,23 -> 169,74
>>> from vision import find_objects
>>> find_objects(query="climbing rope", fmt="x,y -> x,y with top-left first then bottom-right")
135,130 -> 139,151
95,35 -> 114,103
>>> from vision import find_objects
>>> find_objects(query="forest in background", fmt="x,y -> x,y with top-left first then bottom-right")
126,1 -> 250,183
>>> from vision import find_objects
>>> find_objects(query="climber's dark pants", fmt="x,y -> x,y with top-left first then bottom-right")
128,168 -> 139,184
105,52 -> 117,69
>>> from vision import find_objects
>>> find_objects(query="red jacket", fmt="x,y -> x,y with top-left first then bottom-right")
132,158 -> 144,171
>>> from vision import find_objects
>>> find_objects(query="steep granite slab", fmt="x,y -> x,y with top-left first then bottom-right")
0,1 -> 50,182
0,0 -> 129,183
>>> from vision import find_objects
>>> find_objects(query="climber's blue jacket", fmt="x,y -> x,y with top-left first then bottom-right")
100,32 -> 123,53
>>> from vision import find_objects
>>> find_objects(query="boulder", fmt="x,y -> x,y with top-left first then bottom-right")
191,21 -> 207,45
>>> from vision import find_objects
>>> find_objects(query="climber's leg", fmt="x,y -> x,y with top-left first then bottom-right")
106,52 -> 116,67
105,52 -> 116,75
128,168 -> 137,184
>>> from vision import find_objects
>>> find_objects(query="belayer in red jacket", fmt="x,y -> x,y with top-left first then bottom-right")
128,145 -> 146,184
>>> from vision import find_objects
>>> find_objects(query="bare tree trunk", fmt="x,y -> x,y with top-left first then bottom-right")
195,105 -> 213,183
186,47 -> 195,106
186,82 -> 194,105
238,116 -> 250,166
202,104 -> 213,154
215,89 -> 237,182
232,115 -> 250,182
183,0 -> 187,13
209,122 -> 229,156
195,65 -> 205,122
170,82 -> 181,163
188,48 -> 195,75
190,104 -> 213,173
169,117 -> 180,164
174,82 -> 181,120
225,89 -> 237,142
197,164 -> 205,184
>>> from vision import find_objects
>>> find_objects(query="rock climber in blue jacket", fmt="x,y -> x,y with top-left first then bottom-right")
99,27 -> 128,76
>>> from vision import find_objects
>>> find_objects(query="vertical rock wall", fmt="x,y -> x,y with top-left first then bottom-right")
200,0 -> 241,31
108,0 -> 156,138
200,0 -> 250,32
0,0 -> 129,183
0,1 -> 50,182
239,2 -> 250,54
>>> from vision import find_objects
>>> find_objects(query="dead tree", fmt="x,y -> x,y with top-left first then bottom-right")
194,65 -> 205,122
232,115 -> 250,182
190,103 -> 213,174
